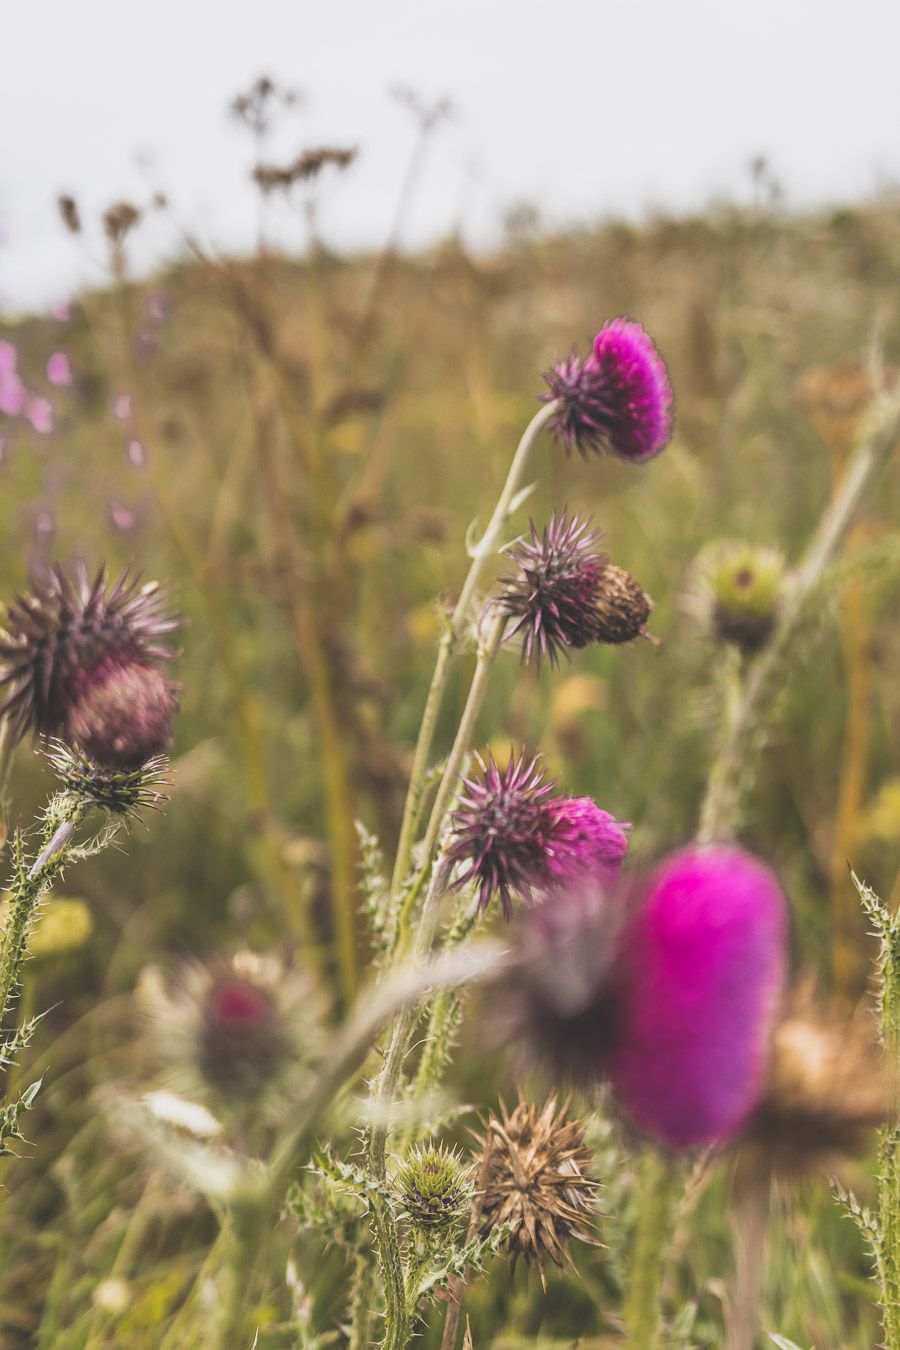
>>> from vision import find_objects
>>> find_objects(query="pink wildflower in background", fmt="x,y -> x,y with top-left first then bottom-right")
114,392 -> 134,421
46,352 -> 73,387
51,301 -> 71,322
127,438 -> 146,468
25,397 -> 54,435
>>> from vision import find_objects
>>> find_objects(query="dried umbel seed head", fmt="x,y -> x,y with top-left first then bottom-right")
739,988 -> 888,1178
543,317 -> 673,463
138,951 -> 320,1114
102,201 -> 141,246
395,1144 -> 474,1230
0,566 -> 179,767
447,751 -> 630,918
686,541 -> 786,655
46,741 -> 169,819
477,1096 -> 601,1286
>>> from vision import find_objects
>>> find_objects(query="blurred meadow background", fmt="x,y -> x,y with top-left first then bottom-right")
2,3 -> 900,1346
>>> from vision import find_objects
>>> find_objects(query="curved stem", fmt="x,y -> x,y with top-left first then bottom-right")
390,401 -> 556,898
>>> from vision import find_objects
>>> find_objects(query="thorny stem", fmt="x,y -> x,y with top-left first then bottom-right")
623,1148 -> 681,1350
440,1135 -> 496,1350
390,401 -> 557,906
698,383 -> 900,844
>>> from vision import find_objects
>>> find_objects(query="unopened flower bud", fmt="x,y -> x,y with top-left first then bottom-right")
396,1144 -> 473,1230
686,541 -> 786,656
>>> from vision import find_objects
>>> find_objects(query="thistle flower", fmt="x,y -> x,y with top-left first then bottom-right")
0,566 -> 179,767
498,513 -> 655,666
138,951 -> 320,1116
447,752 -> 630,918
685,540 -> 786,655
395,1143 -> 474,1230
503,846 -> 787,1150
543,318 -> 673,463
739,988 -> 888,1177
476,1096 -> 600,1286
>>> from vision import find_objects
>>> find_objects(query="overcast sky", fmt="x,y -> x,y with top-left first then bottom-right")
2,0 -> 900,314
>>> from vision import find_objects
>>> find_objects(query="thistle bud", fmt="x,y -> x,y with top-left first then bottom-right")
686,541 -> 786,656
46,741 -> 169,818
395,1144 -> 473,1230
476,1096 -> 600,1286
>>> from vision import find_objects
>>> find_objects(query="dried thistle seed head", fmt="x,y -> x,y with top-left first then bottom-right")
476,1096 -> 601,1285
447,751 -> 630,918
543,318 -> 673,463
592,564 -> 654,645
102,201 -> 141,245
0,565 -> 179,765
57,194 -> 82,234
685,541 -> 786,655
139,950 -> 322,1116
395,1144 -> 474,1229
46,742 -> 169,818
739,988 -> 888,1177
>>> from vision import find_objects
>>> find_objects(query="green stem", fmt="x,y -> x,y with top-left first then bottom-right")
698,383 -> 900,844
390,401 -> 556,901
623,1149 -> 680,1350
348,1251 -> 377,1350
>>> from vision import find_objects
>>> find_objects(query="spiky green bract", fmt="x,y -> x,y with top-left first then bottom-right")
686,540 -> 786,655
0,564 -> 178,762
395,1144 -> 473,1230
45,741 -> 169,819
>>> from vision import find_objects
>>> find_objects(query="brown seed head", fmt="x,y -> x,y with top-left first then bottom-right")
57,195 -> 82,234
476,1096 -> 602,1286
593,564 -> 655,644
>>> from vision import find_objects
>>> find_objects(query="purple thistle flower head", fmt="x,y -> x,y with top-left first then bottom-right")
499,511 -> 655,664
502,845 -> 787,1151
447,752 -> 630,919
608,846 -> 787,1149
543,317 -> 673,464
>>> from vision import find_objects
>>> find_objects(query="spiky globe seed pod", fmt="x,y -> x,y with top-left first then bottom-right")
476,1097 -> 601,1286
543,317 -> 673,463
396,1144 -> 474,1229
0,565 -> 179,766
46,741 -> 170,818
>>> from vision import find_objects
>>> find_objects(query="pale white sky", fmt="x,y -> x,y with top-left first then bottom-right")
2,0 -> 900,314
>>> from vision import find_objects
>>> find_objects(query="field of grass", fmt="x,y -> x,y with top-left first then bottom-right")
1,171 -> 900,1347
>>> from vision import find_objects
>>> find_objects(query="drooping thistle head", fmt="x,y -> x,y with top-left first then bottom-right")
138,950 -> 320,1116
503,845 -> 788,1150
498,512 -> 655,667
447,751 -> 630,918
476,1096 -> 600,1286
0,565 -> 179,768
395,1143 -> 474,1230
685,540 -> 786,655
543,317 -> 673,463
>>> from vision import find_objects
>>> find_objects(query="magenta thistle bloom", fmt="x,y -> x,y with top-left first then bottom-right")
448,752 -> 629,918
0,565 -> 179,767
608,847 -> 787,1148
46,352 -> 73,387
499,511 -> 653,663
543,317 -> 673,463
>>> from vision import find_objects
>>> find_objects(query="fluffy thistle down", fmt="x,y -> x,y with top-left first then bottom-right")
498,512 -> 655,666
0,565 -> 179,767
447,751 -> 630,917
138,951 -> 321,1117
543,317 -> 673,463
684,540 -> 786,655
476,1096 -> 601,1286
395,1144 -> 474,1230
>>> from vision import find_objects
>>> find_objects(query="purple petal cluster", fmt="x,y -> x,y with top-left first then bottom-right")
507,845 -> 788,1150
447,752 -> 629,919
543,318 -> 673,464
499,513 -> 607,667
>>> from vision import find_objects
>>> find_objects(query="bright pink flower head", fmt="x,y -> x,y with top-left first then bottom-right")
545,797 -> 629,888
0,371 -> 26,417
608,846 -> 787,1148
543,317 -> 673,463
46,352 -> 73,387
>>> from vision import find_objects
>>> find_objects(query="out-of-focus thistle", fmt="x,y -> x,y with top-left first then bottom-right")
395,1143 -> 474,1230
0,565 -> 179,768
543,318 -> 673,463
498,512 -> 655,667
685,541 -> 786,655
475,1096 -> 601,1286
739,987 -> 888,1178
504,846 -> 787,1149
139,951 -> 320,1116
447,751 -> 629,918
